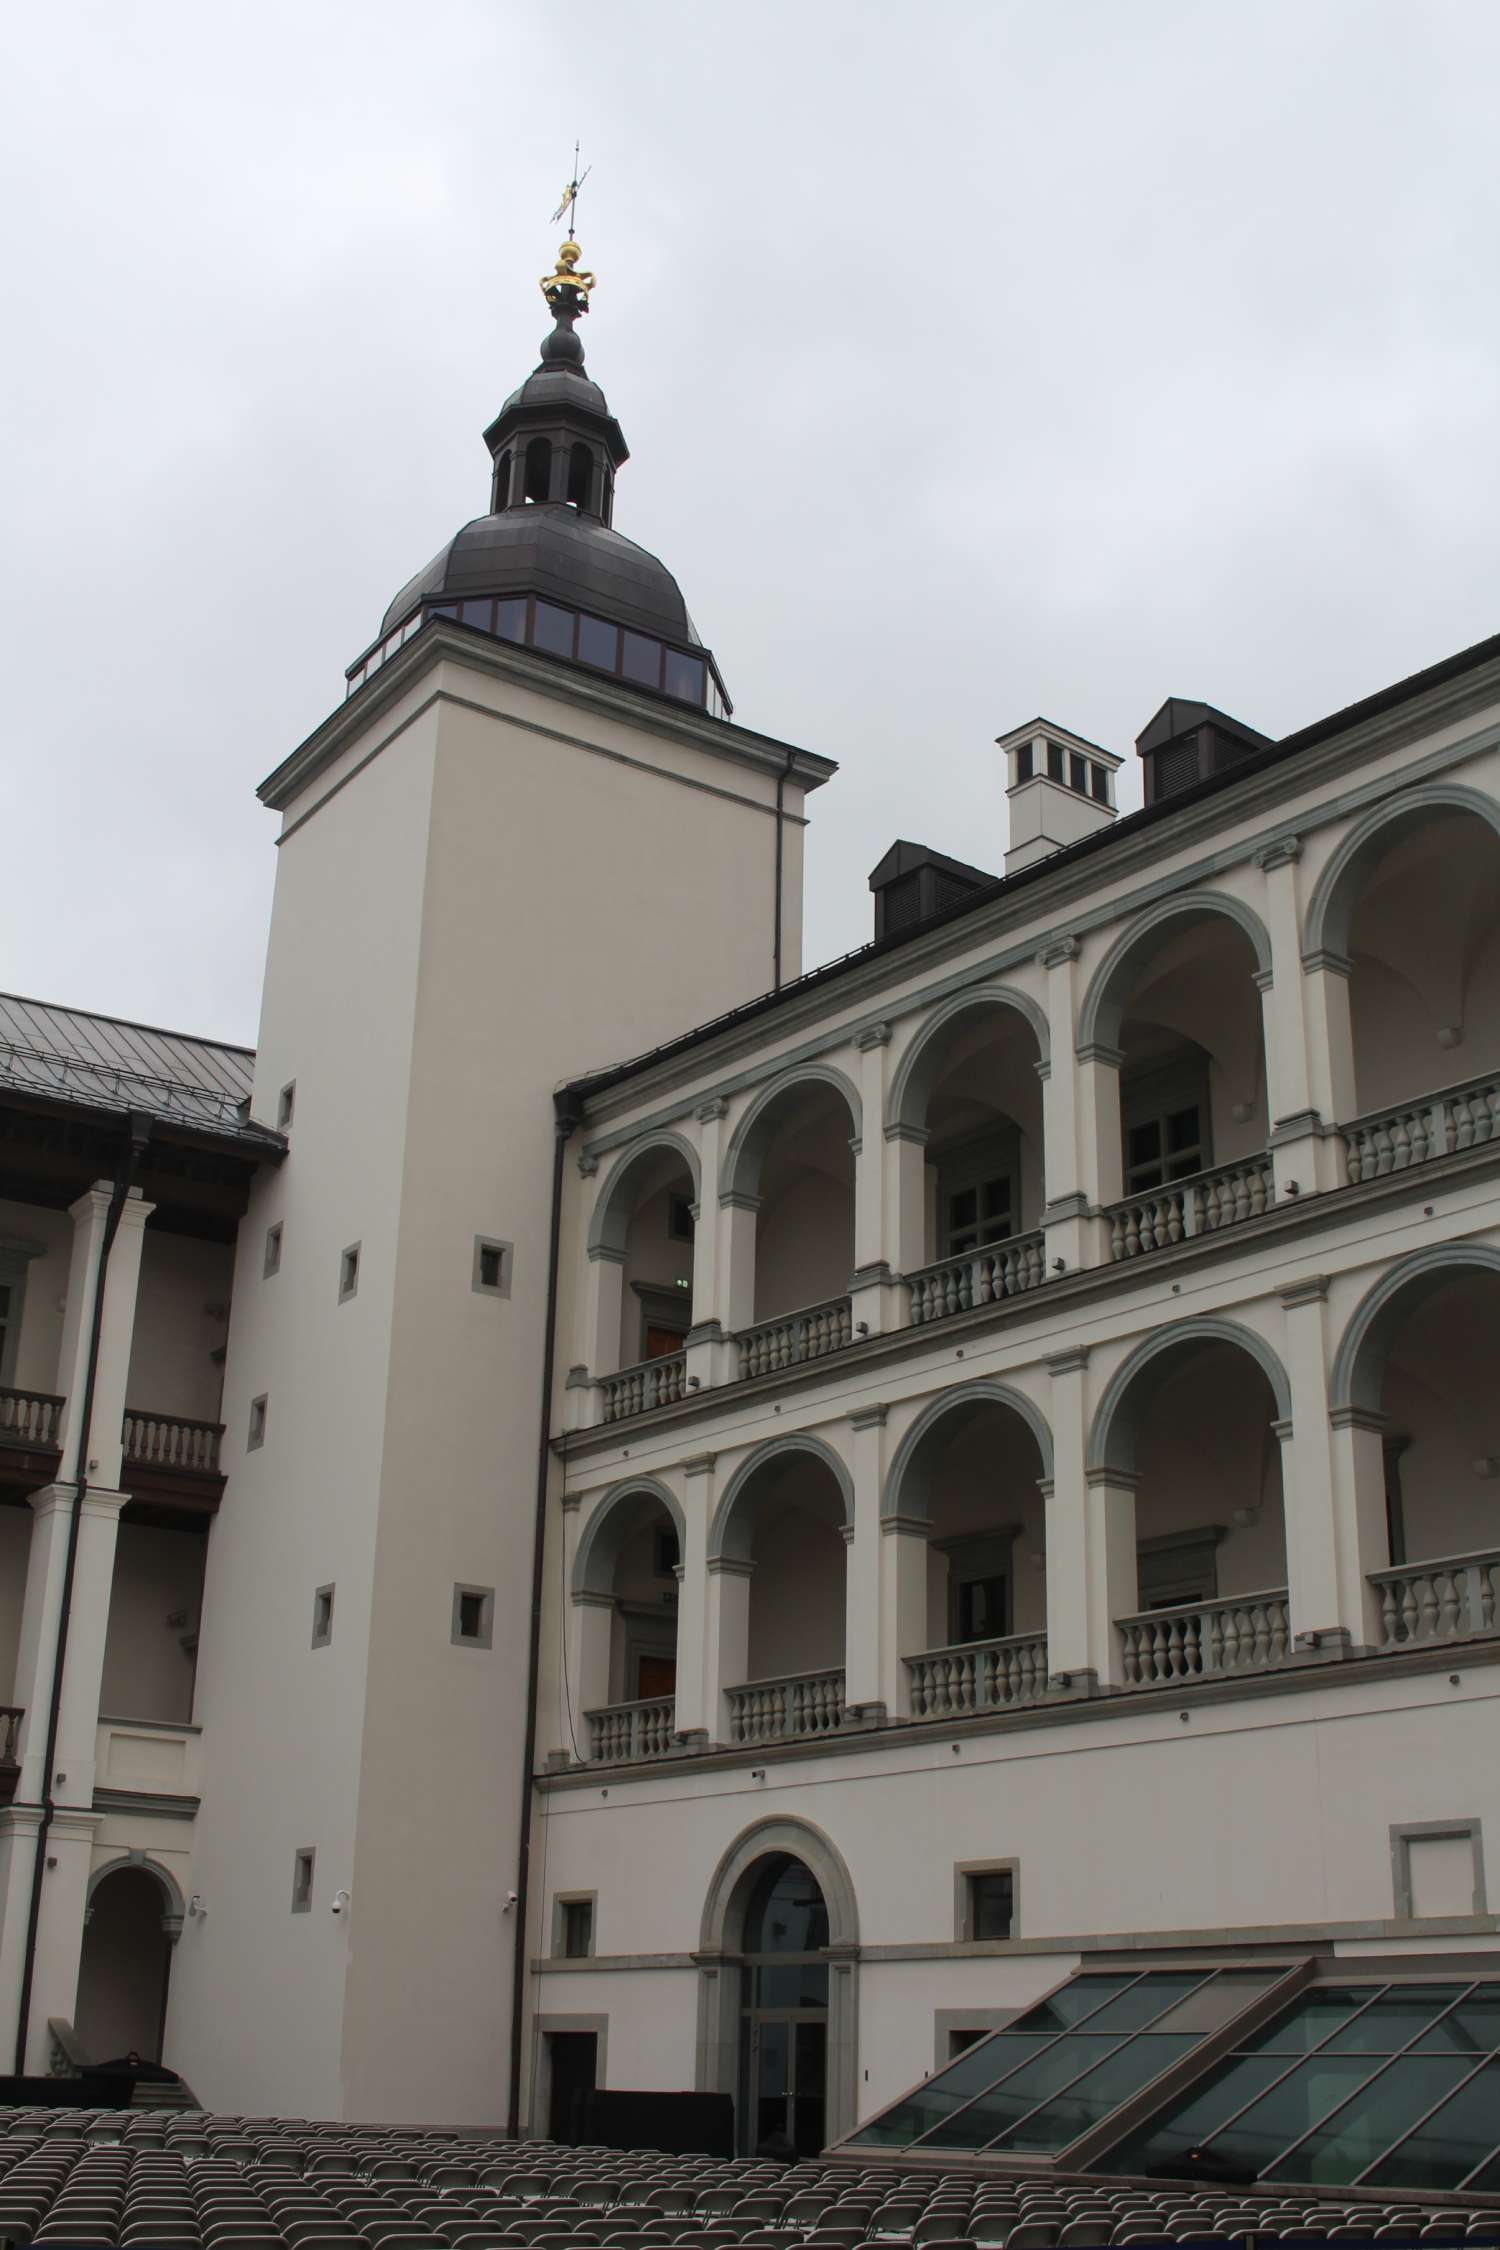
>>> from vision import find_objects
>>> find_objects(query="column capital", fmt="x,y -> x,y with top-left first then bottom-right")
1301,947 -> 1354,979
586,1243 -> 626,1266
695,1097 -> 729,1122
682,1453 -> 717,1477
29,1482 -> 128,1525
1329,1405 -> 1388,1434
1084,1465 -> 1139,1491
1075,1041 -> 1124,1069
68,1183 -> 154,1230
1279,1275 -> 1329,1309
883,1121 -> 930,1147
718,1190 -> 762,1213
576,1149 -> 600,1177
1252,967 -> 1276,994
1037,936 -> 1080,968
848,1403 -> 888,1431
855,1021 -> 893,1050
706,1556 -> 754,1579
1254,833 -> 1303,871
1271,1415 -> 1296,1444
1046,1345 -> 1091,1376
880,1511 -> 930,1538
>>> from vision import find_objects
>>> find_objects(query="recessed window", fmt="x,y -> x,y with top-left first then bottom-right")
247,1395 -> 267,1451
472,1236 -> 512,1298
291,1847 -> 315,1913
578,612 -> 619,671
1046,740 -> 1065,782
959,1865 -> 1016,1943
1015,742 -> 1034,784
264,1222 -> 283,1279
534,600 -> 575,658
654,1528 -> 681,1578
1069,751 -> 1088,795
663,648 -> 706,706
1091,764 -> 1111,805
338,1243 -> 360,1303
621,631 -> 663,689
311,1585 -> 335,1649
668,1194 -> 695,1243
1125,1102 -> 1205,1193
452,1584 -> 494,1649
558,1897 -> 594,1959
277,1082 -> 296,1131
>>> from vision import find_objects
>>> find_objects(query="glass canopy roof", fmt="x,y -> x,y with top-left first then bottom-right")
836,1966 -> 1500,2196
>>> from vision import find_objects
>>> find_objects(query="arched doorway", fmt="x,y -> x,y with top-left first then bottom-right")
737,1854 -> 831,2156
75,1860 -> 179,2065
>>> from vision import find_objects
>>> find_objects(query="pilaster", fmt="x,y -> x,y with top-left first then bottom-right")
672,1455 -> 715,1745
704,1557 -> 753,1748
1279,1277 -> 1378,1653
1301,948 -> 1358,1187
55,1184 -> 155,1490
12,1484 -> 129,1808
844,1405 -> 887,1715
1036,939 -> 1092,1271
851,1027 -> 903,1332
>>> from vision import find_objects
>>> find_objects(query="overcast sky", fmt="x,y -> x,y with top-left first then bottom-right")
4,1 -> 1498,1049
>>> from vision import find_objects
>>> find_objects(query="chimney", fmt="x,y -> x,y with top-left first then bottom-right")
998,719 -> 1120,874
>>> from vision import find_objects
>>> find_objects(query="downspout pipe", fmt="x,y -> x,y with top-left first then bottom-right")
13,1110 -> 152,2073
507,1088 -> 581,2137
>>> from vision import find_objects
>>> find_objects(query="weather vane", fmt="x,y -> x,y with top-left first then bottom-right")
542,142 -> 596,318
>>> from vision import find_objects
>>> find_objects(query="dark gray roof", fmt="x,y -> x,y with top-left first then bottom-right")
0,991 -> 277,1150
1137,697 -> 1271,754
380,503 -> 693,644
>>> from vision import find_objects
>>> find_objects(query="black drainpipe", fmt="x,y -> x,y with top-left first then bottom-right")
507,1089 -> 580,2137
13,1111 -> 151,2073
773,749 -> 795,991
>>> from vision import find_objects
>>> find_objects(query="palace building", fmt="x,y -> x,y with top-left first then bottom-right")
1,237 -> 1499,2195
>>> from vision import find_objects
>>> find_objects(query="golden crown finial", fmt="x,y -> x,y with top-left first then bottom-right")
541,237 -> 596,314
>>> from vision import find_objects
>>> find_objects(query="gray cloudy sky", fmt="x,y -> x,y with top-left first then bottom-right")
4,1 -> 1498,1049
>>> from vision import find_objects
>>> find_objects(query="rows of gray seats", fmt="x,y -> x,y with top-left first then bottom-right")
0,2110 -> 1492,2250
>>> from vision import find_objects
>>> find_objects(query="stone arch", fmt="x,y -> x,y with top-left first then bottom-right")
1304,785 -> 1500,964
1077,889 -> 1274,1055
721,1064 -> 863,1204
588,1132 -> 702,1259
1089,1315 -> 1294,1475
1331,1243 -> 1500,1418
884,1379 -> 1055,1519
86,1852 -> 185,1941
886,983 -> 1051,1135
699,1814 -> 860,1952
709,1434 -> 855,1564
571,1475 -> 687,1599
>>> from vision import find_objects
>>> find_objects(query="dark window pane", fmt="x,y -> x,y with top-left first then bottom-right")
533,601 -> 575,658
429,603 -> 459,620
958,1577 -> 1009,1645
495,598 -> 527,644
1165,1106 -> 1202,1156
756,1961 -> 829,2009
1091,764 -> 1110,803
742,1855 -> 828,1954
1412,1985 -> 1500,2055
1047,742 -> 1065,781
950,1188 -> 978,1229
1016,744 -> 1033,783
561,1901 -> 592,1958
1236,1990 -> 1373,2053
1265,2056 -> 1471,2185
577,613 -> 619,671
621,631 -> 662,687
1069,752 -> 1087,795
1016,1975 -> 1139,2034
993,2035 -> 1201,2151
1147,1970 -> 1288,2037
1461,2141 -> 1500,2192
459,598 -> 494,631
1202,2056 -> 1375,2170
982,1179 -> 1012,1222
1363,2058 -> 1500,2190
1082,1974 -> 1211,2033
844,2035 -> 1055,2146
664,648 -> 706,704
1322,1986 -> 1460,2052
917,2035 -> 1124,2148
1129,1121 -> 1162,1167
1100,2054 -> 1287,2174
968,1871 -> 1014,1940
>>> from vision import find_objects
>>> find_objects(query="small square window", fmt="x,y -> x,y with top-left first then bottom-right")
311,1585 -> 335,1648
668,1195 -> 695,1243
958,1863 -> 1017,1943
338,1243 -> 360,1303
247,1394 -> 268,1451
291,1847 -> 315,1912
264,1222 -> 283,1278
277,1082 -> 296,1131
472,1236 -> 513,1298
452,1583 -> 494,1648
558,1898 -> 594,1959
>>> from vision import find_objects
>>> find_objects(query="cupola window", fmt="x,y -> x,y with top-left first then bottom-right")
567,442 -> 593,510
524,437 -> 552,503
492,448 -> 512,510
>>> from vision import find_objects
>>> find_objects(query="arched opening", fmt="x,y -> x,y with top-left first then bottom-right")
714,1443 -> 850,1739
1085,902 -> 1272,1252
75,1862 -> 177,2066
891,992 -> 1047,1289
1094,1326 -> 1291,1685
735,1853 -> 832,2156
573,1481 -> 684,1759
726,1076 -> 858,1344
598,1143 -> 697,1376
492,447 -> 512,511
524,436 -> 552,503
567,441 -> 593,510
1339,806 -> 1500,1120
886,1385 -> 1051,1714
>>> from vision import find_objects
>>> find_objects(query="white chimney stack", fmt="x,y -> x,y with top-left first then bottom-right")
998,718 -> 1120,874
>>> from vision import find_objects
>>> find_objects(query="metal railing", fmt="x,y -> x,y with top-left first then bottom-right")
1119,1589 -> 1292,1687
121,1409 -> 223,1475
906,1232 -> 1046,1328
597,1352 -> 687,1424
906,1632 -> 1050,1719
726,1667 -> 847,1745
1343,1071 -> 1500,1185
1368,1549 -> 1500,1649
1107,1154 -> 1274,1263
586,1696 -> 678,1764
736,1298 -> 852,1381
0,1387 -> 63,1449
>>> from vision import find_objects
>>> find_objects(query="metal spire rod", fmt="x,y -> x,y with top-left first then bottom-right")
550,142 -> 592,237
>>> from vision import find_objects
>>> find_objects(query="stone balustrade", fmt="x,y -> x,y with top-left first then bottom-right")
726,1667 -> 847,1745
1343,1071 -> 1500,1184
0,1386 -> 63,1449
1119,1589 -> 1292,1687
121,1408 -> 222,1474
1368,1549 -> 1500,1649
586,1696 -> 678,1764
906,1232 -> 1046,1329
906,1631 -> 1050,1719
1107,1154 -> 1275,1263
597,1352 -> 686,1425
735,1298 -> 852,1381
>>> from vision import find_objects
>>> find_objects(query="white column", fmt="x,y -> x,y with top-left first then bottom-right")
716,1195 -> 759,1340
1256,837 -> 1343,1196
672,1455 -> 715,1745
54,1184 -> 154,1491
1302,951 -> 1358,1187
844,1405 -> 886,1717
1037,938 -> 1094,1272
584,1247 -> 626,1383
1046,1347 -> 1133,1689
886,1127 -> 929,1280
1075,1046 -> 1125,1256
1279,1277 -> 1383,1654
704,1559 -> 753,1747
686,1104 -> 736,1389
571,1591 -> 615,1748
851,1025 -> 903,1335
879,1519 -> 929,1721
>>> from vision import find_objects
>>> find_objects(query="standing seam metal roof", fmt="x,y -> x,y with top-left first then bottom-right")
0,991 -> 272,1145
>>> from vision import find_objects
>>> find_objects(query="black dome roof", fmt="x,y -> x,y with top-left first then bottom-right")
380,504 -> 693,644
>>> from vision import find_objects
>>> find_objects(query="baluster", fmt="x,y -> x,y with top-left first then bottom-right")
1205,1604 -> 1227,1673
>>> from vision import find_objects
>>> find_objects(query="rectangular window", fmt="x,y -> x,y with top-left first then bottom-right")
1046,741 -> 1065,782
291,1848 -> 315,1912
311,1585 -> 335,1648
264,1222 -> 283,1278
247,1394 -> 267,1451
559,1898 -> 594,1959
494,597 -> 527,644
452,1584 -> 495,1648
1069,751 -> 1088,795
1091,764 -> 1110,804
1014,743 -> 1033,784
654,1528 -> 681,1578
577,613 -> 619,672
533,600 -> 576,658
956,1573 -> 1009,1643
668,1193 -> 695,1243
944,1174 -> 1014,1257
958,1864 -> 1017,1942
472,1236 -> 512,1297
663,649 -> 706,705
1125,1102 -> 1204,1193
338,1243 -> 360,1303
621,630 -> 663,688
277,1082 -> 296,1131
1138,1529 -> 1222,1609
